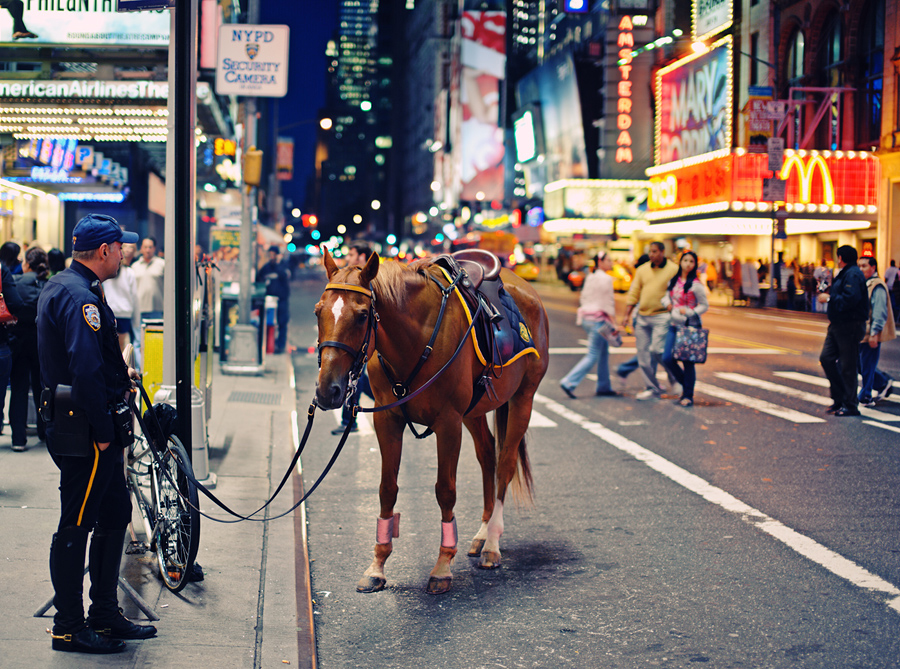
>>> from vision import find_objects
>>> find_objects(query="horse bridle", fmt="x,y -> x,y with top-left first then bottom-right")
318,282 -> 379,404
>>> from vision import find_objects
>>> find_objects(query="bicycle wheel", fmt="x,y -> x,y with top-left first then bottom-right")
150,435 -> 200,592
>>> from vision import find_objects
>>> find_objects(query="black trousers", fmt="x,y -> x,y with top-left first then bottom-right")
9,336 -> 43,446
0,0 -> 27,33
48,439 -> 132,532
819,320 -> 867,411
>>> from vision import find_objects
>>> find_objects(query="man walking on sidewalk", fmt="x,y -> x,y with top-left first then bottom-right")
817,245 -> 869,417
37,215 -> 156,654
621,242 -> 679,400
857,255 -> 896,407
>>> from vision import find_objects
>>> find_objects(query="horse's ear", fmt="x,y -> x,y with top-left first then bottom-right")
359,250 -> 380,286
322,246 -> 339,280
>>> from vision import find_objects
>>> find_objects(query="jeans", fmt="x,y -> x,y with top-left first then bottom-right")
9,336 -> 43,446
858,343 -> 891,401
662,326 -> 696,400
820,320 -> 867,410
634,313 -> 673,394
616,356 -> 639,378
275,299 -> 290,352
561,319 -> 612,394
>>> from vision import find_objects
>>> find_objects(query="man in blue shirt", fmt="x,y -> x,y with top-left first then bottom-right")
38,214 -> 155,654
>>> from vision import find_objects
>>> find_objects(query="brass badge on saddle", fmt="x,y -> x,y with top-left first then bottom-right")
519,323 -> 531,342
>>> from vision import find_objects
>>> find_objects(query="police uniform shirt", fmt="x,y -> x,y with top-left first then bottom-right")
37,261 -> 129,444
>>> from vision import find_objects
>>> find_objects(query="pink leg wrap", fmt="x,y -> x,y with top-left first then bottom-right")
376,513 -> 400,544
441,518 -> 458,548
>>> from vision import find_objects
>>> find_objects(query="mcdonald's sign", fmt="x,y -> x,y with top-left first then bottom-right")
647,149 -> 879,214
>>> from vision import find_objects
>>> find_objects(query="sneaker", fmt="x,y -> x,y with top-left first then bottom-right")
11,444 -> 26,452
636,389 -> 660,401
669,382 -> 683,397
595,390 -> 618,397
875,378 -> 895,402
860,397 -> 877,408
826,403 -> 842,414
560,384 -> 577,399
331,423 -> 358,435
678,398 -> 694,407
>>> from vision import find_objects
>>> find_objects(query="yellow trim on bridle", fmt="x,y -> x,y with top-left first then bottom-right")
325,282 -> 373,298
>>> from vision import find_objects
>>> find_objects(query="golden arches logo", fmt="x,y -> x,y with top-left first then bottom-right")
779,154 -> 834,205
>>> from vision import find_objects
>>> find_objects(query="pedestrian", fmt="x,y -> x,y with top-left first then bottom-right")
47,248 -> 67,276
661,250 -> 709,407
8,246 -> 48,451
0,240 -> 22,274
0,249 -> 24,437
37,214 -> 155,654
615,253 -> 649,384
621,242 -> 679,400
131,236 -> 165,320
856,256 -> 896,407
817,245 -> 869,416
884,259 -> 899,321
560,251 -> 619,398
102,241 -> 140,351
258,244 -> 291,354
332,244 -> 375,435
0,0 -> 38,39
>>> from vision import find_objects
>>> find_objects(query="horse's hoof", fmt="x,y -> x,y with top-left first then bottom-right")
478,550 -> 501,569
467,539 -> 485,557
356,576 -> 386,593
426,576 -> 453,595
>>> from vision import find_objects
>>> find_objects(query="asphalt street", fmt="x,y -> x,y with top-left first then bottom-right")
289,268 -> 900,668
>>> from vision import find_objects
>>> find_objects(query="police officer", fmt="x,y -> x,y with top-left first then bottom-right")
37,214 -> 155,654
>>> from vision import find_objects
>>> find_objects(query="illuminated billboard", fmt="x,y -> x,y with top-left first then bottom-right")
459,10 -> 506,202
655,35 -> 733,166
0,2 -> 170,47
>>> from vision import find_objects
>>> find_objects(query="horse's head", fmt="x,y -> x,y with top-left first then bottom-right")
314,247 -> 380,409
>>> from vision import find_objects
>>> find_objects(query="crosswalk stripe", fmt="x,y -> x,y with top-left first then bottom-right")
863,421 -> 900,435
550,347 -> 787,355
694,382 -> 825,423
528,410 -> 557,428
533,393 -> 900,615
774,371 -> 900,405
716,373 -> 900,423
333,410 -> 375,435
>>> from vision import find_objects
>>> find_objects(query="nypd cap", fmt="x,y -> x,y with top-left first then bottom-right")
72,214 -> 139,251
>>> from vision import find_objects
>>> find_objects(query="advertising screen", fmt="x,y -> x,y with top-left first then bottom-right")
0,2 -> 170,47
656,36 -> 733,165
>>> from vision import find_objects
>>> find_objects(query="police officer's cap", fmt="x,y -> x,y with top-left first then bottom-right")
72,214 -> 140,251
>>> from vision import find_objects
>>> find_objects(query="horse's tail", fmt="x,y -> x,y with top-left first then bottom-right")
494,403 -> 535,507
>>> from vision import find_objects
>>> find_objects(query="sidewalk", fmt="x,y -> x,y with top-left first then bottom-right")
0,351 -> 314,668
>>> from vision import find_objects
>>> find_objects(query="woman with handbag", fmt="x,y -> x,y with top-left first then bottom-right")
560,251 -> 620,398
0,257 -> 24,436
661,250 -> 708,407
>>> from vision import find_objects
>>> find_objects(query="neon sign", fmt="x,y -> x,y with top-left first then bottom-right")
779,154 -> 834,205
616,16 -> 634,164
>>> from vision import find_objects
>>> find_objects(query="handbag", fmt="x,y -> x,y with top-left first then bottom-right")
597,319 -> 622,347
0,271 -> 16,325
673,317 -> 708,364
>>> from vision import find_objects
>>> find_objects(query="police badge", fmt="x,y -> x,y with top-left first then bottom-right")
246,43 -> 259,59
83,304 -> 101,331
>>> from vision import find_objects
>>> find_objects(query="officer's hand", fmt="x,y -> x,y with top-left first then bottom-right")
98,442 -> 111,452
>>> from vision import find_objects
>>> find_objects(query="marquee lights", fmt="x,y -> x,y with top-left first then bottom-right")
545,178 -> 650,192
616,15 -> 635,164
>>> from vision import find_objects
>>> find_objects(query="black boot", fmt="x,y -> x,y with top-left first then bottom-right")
50,528 -> 124,654
86,528 -> 157,640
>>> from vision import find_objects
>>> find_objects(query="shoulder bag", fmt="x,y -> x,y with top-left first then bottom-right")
0,271 -> 17,325
673,315 -> 708,364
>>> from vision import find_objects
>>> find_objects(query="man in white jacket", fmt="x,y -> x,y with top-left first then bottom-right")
103,242 -> 140,352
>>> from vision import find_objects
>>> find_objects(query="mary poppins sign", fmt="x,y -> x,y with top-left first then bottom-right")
655,35 -> 733,165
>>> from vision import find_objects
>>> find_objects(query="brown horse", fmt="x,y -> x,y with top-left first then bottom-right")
314,248 -> 550,594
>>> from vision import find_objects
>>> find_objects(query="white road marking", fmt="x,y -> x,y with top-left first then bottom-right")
775,326 -> 826,336
862,421 -> 900,435
743,313 -> 828,327
550,347 -> 787,355
528,410 -> 557,428
332,409 -> 375,435
331,296 -> 344,322
694,382 -> 825,423
716,373 -> 900,423
533,393 -> 900,615
774,371 -> 900,406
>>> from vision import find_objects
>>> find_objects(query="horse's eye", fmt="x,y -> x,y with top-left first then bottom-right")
356,311 -> 369,324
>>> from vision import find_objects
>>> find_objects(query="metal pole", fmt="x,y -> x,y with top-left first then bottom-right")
174,0 -> 198,449
238,0 -> 260,326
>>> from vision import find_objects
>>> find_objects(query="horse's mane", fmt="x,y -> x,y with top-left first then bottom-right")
371,258 -> 438,309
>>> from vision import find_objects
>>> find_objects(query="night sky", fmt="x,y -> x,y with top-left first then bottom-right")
260,1 -> 338,212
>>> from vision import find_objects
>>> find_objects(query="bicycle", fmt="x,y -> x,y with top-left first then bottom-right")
123,382 -> 200,593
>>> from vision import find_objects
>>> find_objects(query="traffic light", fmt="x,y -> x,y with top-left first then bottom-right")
243,146 -> 263,186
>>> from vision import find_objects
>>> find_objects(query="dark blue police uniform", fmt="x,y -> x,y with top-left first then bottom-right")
37,214 -> 154,654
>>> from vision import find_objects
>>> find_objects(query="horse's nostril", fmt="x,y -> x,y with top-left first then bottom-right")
331,384 -> 343,403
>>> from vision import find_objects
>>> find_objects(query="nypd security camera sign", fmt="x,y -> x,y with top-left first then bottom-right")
216,24 -> 289,98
